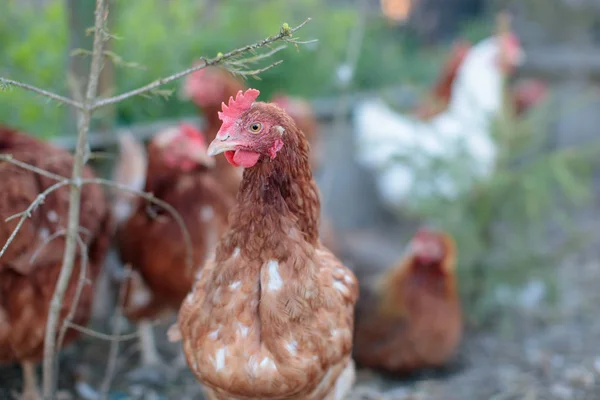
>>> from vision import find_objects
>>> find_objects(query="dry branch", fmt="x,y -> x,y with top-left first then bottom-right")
56,235 -> 88,355
0,77 -> 84,110
42,0 -> 109,395
0,154 -> 67,182
100,264 -> 132,399
90,18 -> 312,110
0,180 -> 70,261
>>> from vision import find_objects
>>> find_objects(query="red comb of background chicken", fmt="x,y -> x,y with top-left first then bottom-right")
179,122 -> 205,143
217,89 -> 260,136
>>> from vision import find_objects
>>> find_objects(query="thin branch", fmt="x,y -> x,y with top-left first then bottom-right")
57,235 -> 89,353
43,0 -> 109,396
29,227 -> 91,264
0,154 -> 67,182
0,180 -> 70,261
91,18 -> 312,110
225,45 -> 287,67
229,61 -> 285,78
0,77 -> 84,110
63,321 -> 140,342
81,178 -> 195,273
100,264 -> 133,398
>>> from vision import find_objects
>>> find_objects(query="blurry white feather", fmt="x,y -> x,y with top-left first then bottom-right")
353,35 -> 518,212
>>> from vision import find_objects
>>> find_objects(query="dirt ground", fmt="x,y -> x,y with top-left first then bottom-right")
2,247 -> 600,400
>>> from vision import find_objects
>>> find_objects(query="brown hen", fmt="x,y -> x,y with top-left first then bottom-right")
353,227 -> 462,373
173,89 -> 359,399
0,126 -> 112,399
114,123 -> 233,367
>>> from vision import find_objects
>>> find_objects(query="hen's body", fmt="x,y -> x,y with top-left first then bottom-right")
177,97 -> 358,399
0,127 -> 111,396
117,141 -> 233,320
353,230 -> 462,373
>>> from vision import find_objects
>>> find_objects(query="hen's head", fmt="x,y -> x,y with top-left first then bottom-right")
151,123 -> 214,171
181,66 -> 245,109
409,228 -> 455,271
207,88 -> 293,168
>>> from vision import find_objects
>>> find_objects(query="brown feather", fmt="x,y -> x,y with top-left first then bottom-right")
0,126 -> 112,363
353,230 -> 462,373
117,137 -> 234,321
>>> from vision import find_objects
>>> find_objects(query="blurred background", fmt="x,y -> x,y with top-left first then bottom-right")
3,0 -> 600,398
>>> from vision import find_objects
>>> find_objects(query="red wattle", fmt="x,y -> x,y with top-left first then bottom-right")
224,151 -> 239,167
233,150 -> 260,168
223,150 -> 260,168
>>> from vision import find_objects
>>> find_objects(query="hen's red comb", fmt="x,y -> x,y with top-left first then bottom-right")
218,89 -> 260,132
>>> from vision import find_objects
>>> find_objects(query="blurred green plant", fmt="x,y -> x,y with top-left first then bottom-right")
401,91 -> 596,327
0,1 -> 69,138
1,0 -> 465,136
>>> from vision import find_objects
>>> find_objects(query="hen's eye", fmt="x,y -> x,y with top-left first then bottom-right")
249,123 -> 262,133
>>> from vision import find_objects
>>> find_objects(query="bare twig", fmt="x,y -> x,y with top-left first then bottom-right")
229,61 -> 285,78
43,0 -> 109,396
81,178 -> 195,272
0,154 -> 67,182
90,18 -> 312,110
225,45 -> 287,67
29,227 -> 91,264
56,235 -> 89,353
63,321 -> 140,342
0,77 -> 84,110
0,180 -> 70,261
100,264 -> 133,398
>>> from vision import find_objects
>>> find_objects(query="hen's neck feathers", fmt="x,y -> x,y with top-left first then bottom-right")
217,111 -> 321,261
446,37 -> 504,125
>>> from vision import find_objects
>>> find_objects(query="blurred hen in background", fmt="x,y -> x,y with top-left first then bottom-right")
414,40 -> 548,120
353,21 -> 525,215
353,228 -> 462,373
181,66 -> 246,198
0,126 -> 112,399
112,123 -> 233,368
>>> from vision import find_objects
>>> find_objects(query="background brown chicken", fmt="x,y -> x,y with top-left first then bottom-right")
0,126 -> 112,399
352,227 -> 462,374
181,66 -> 246,198
114,123 -> 234,367
173,88 -> 359,399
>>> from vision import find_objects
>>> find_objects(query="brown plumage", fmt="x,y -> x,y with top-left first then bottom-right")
413,40 -> 472,120
270,93 -> 321,172
114,123 -> 234,366
0,126 -> 112,399
353,228 -> 462,373
173,89 -> 359,399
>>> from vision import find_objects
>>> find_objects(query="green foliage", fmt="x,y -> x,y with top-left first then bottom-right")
1,0 -> 455,136
0,1 -> 68,138
404,92 -> 597,326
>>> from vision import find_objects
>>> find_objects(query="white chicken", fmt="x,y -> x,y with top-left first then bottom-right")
353,30 -> 525,213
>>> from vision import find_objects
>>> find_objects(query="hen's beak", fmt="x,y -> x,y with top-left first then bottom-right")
207,137 -> 241,157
